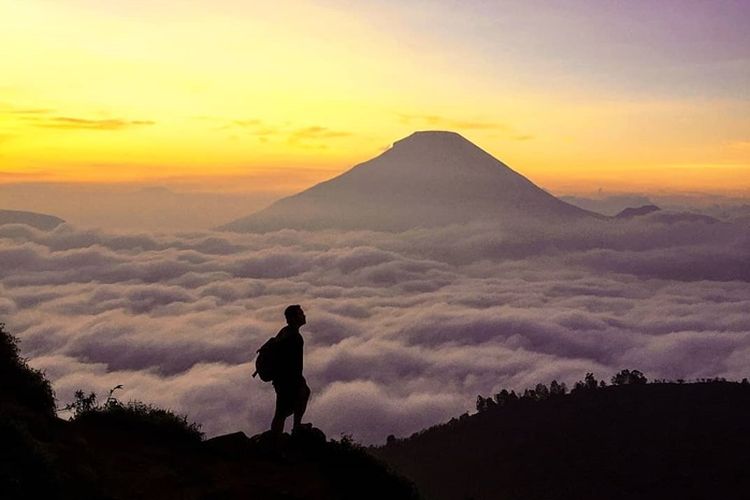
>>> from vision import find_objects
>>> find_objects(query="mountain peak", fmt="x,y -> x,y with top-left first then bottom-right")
220,131 -> 600,232
394,130 -> 466,145
391,130 -> 476,156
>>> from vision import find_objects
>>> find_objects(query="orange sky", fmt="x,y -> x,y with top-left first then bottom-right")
2,0 -> 749,195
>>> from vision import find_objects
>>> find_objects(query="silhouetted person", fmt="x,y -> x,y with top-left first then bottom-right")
270,305 -> 311,435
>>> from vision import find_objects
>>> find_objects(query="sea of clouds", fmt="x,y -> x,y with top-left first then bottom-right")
1,214 -> 749,444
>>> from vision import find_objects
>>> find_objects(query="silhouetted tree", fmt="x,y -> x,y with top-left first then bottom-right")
493,389 -> 509,406
535,383 -> 550,401
611,369 -> 648,386
573,372 -> 600,393
549,380 -> 567,396
476,395 -> 496,413
64,389 -> 97,417
521,388 -> 534,401
493,389 -> 519,407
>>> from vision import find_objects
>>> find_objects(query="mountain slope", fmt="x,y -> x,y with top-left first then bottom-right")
0,209 -> 64,230
221,131 -> 599,232
373,380 -> 750,500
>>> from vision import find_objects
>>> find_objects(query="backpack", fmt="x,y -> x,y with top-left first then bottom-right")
253,336 -> 280,382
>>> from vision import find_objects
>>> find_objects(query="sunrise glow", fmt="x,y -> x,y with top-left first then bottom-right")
2,0 -> 749,194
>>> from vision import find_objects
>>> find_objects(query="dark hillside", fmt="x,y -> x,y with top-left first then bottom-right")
374,376 -> 750,500
0,324 -> 418,500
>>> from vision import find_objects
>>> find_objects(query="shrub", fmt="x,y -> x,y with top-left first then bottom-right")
337,432 -> 363,450
66,387 -> 203,444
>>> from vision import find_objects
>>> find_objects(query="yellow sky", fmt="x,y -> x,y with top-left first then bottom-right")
1,0 -> 749,195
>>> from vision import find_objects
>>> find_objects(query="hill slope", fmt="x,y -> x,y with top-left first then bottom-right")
0,324 -> 418,500
374,380 -> 750,500
221,131 -> 599,232
0,209 -> 64,230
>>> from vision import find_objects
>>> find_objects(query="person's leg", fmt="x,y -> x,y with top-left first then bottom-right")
292,380 -> 311,430
271,384 -> 289,435
271,407 -> 286,435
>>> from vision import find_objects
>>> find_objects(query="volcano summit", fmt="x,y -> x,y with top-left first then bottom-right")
221,131 -> 598,232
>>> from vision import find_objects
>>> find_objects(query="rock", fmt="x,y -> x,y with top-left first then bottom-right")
291,425 -> 327,449
204,431 -> 252,457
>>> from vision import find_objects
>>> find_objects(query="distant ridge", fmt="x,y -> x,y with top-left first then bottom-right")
0,209 -> 64,230
615,204 -> 661,219
220,131 -> 600,232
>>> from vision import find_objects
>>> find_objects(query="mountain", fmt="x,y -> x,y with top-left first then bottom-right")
0,209 -> 64,230
559,195 -> 655,217
221,131 -> 600,232
614,204 -> 661,218
373,378 -> 750,500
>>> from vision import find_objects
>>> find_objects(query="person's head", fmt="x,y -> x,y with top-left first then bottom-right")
284,304 -> 306,327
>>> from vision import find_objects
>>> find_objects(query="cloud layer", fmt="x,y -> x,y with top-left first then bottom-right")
1,214 -> 748,443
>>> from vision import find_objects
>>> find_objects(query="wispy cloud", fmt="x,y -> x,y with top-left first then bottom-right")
229,120 -> 280,139
232,119 -> 263,128
0,170 -> 52,181
35,117 -> 156,130
288,126 -> 351,143
223,119 -> 351,144
6,108 -> 55,115
0,103 -> 55,115
1,106 -> 154,131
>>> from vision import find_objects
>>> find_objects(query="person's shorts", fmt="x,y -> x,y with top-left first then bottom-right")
273,376 -> 309,418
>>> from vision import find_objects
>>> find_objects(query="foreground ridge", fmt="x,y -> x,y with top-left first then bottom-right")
0,324 -> 417,500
